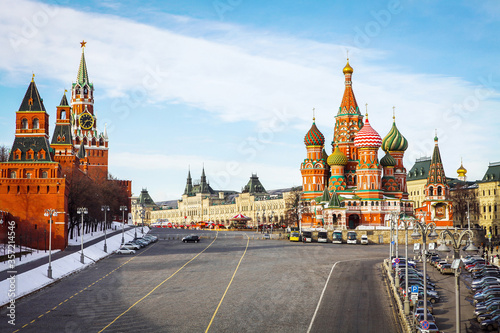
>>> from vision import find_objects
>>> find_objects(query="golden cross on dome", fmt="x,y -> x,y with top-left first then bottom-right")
31,72 -> 35,82
80,40 -> 87,48
392,106 -> 396,120
346,49 -> 349,60
312,107 -> 315,121
365,103 -> 368,117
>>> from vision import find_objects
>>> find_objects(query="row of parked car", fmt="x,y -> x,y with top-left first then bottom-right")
466,255 -> 500,331
392,256 -> 442,332
117,234 -> 158,254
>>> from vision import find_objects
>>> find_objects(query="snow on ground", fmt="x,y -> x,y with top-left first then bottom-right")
0,246 -> 61,273
68,221 -> 132,246
0,226 -> 150,307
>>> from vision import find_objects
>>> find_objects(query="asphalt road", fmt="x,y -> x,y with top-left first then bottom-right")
1,229 -> 399,333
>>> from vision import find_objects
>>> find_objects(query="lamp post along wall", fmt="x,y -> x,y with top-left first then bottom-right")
411,220 -> 438,322
101,205 -> 110,253
399,217 -> 413,315
120,206 -> 127,244
44,209 -> 58,279
77,207 -> 88,264
437,229 -> 477,333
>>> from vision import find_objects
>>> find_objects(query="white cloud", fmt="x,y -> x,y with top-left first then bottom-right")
0,0 -> 499,199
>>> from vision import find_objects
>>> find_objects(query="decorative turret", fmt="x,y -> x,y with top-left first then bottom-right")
301,112 -> 330,200
381,152 -> 398,192
381,109 -> 408,197
457,159 -> 467,181
426,134 -> 448,197
327,146 -> 348,166
184,169 -> 193,195
10,76 -> 53,162
354,116 -> 382,149
354,111 -> 382,198
382,118 -> 408,152
304,120 -> 325,146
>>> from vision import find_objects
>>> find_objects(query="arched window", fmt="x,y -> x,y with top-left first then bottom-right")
429,186 -> 434,196
41,171 -> 48,178
437,186 -> 442,196
22,118 -> 28,129
61,110 -> 66,120
10,171 -> 16,178
32,118 -> 39,129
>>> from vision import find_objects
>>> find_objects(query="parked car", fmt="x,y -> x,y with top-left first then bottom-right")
439,263 -> 454,275
123,242 -> 140,250
477,308 -> 500,323
360,235 -> 368,245
182,235 -> 200,243
414,320 -> 441,332
117,247 -> 135,254
414,313 -> 435,325
414,300 -> 434,314
479,314 -> 500,331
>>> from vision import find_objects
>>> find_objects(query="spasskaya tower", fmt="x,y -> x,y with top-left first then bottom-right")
71,41 -> 109,179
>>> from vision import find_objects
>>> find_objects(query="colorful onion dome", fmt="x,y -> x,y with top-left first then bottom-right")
354,118 -> 382,148
382,120 -> 408,152
380,151 -> 396,167
328,146 -> 348,166
304,121 -> 325,146
343,59 -> 353,74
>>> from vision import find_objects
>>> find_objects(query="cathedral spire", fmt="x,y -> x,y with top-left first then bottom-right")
426,134 -> 447,187
184,168 -> 193,195
338,57 -> 360,116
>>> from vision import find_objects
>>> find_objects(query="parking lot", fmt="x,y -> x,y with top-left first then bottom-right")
393,252 -> 500,332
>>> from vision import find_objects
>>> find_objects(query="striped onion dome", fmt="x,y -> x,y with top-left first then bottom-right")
327,146 -> 348,166
380,151 -> 396,167
304,121 -> 325,146
354,118 -> 382,148
382,121 -> 408,152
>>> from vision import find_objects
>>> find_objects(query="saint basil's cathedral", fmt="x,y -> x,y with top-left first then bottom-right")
0,42 -> 132,250
300,59 -> 453,229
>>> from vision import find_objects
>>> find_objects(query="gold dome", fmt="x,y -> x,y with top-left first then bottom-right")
343,59 -> 353,74
457,162 -> 467,176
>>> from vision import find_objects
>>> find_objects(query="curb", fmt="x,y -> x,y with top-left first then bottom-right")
383,259 -> 413,333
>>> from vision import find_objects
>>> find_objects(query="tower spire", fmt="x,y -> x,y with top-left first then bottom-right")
77,40 -> 89,86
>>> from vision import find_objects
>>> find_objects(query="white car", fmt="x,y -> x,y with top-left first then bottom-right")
361,235 -> 368,245
123,243 -> 140,250
117,247 -> 135,254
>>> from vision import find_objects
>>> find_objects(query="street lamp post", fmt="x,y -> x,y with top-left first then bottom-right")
436,229 -> 478,333
77,207 -> 88,264
101,205 -> 110,252
141,204 -> 145,235
256,211 -> 260,233
399,216 -> 414,315
411,220 -> 438,322
44,209 -> 58,279
270,211 -> 274,234
120,206 -> 127,244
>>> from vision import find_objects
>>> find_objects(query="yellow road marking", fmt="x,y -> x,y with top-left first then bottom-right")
205,234 -> 249,332
12,242 -> 155,332
98,231 -> 220,332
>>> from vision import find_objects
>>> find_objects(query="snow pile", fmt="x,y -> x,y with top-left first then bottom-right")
0,226 -> 150,307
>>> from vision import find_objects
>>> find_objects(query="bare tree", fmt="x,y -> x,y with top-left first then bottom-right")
0,145 -> 10,162
450,183 -> 480,228
284,187 -> 303,227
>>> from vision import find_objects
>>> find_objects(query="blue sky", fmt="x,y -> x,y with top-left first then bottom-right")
0,0 -> 499,201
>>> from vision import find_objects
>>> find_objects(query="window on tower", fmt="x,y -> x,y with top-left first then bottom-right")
22,118 -> 28,129
32,118 -> 39,129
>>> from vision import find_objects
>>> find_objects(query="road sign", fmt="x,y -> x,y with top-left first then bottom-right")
411,285 -> 419,294
394,258 -> 400,264
411,293 -> 418,302
420,320 -> 430,330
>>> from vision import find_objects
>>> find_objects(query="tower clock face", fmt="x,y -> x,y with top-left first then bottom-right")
79,113 -> 94,130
